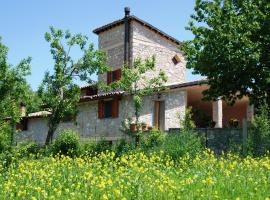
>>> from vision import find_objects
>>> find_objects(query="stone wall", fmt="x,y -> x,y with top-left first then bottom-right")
131,21 -> 186,87
96,20 -> 186,88
16,89 -> 186,144
97,24 -> 125,87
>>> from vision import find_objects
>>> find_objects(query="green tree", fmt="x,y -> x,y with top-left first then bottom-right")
101,57 -> 167,124
0,37 -> 31,144
38,27 -> 108,145
182,0 -> 270,107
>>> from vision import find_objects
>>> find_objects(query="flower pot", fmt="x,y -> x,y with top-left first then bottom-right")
130,123 -> 137,132
142,124 -> 148,132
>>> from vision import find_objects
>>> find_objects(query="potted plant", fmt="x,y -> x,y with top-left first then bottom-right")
130,123 -> 137,132
141,122 -> 148,131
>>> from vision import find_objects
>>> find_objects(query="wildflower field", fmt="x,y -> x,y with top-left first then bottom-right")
0,150 -> 269,200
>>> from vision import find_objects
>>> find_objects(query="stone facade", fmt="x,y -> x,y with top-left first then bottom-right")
17,89 -> 186,144
131,21 -> 185,86
98,24 -> 125,86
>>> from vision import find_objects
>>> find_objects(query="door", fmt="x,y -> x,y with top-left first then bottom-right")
154,101 -> 165,130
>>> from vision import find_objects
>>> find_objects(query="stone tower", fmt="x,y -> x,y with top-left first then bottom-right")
93,7 -> 186,87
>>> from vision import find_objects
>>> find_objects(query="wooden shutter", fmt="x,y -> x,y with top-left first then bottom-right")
111,98 -> 119,118
154,101 -> 160,129
107,72 -> 112,85
98,101 -> 104,119
116,69 -> 122,81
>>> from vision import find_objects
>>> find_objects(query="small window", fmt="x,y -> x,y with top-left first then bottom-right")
172,55 -> 181,65
104,101 -> 113,118
107,69 -> 121,84
98,98 -> 119,119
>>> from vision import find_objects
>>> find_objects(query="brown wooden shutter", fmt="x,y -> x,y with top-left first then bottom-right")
107,72 -> 112,85
111,98 -> 119,118
98,101 -> 104,119
116,69 -> 122,81
154,101 -> 160,129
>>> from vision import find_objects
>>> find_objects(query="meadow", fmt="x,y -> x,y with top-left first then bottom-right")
0,150 -> 269,200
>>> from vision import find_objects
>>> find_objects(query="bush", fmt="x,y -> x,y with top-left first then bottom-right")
53,130 -> 80,157
249,104 -> 270,156
13,142 -> 40,158
0,122 -> 11,153
160,130 -> 203,160
82,139 -> 112,155
112,139 -> 136,156
139,129 -> 165,150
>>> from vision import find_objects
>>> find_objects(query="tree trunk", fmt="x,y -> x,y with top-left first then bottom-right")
45,125 -> 56,145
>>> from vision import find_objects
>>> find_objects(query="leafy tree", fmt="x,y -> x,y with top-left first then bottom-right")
0,37 -> 31,143
38,27 -> 108,145
101,57 -> 167,124
182,0 -> 270,107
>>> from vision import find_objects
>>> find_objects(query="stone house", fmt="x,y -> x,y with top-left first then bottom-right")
16,8 -> 253,144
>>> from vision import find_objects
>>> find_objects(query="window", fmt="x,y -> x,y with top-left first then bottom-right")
98,98 -> 119,119
16,118 -> 28,131
104,101 -> 113,118
107,69 -> 121,84
172,54 -> 181,65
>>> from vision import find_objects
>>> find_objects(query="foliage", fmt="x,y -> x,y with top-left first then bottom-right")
82,139 -> 112,155
139,129 -> 165,150
0,37 -> 31,143
38,27 -> 109,144
0,122 -> 12,153
100,57 -> 167,124
181,107 -> 196,131
182,0 -> 270,107
53,130 -> 80,157
159,130 -> 203,160
13,142 -> 40,158
249,103 -> 270,156
112,139 -> 136,156
0,151 -> 269,199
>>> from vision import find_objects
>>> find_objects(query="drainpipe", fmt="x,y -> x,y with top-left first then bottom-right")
124,7 -> 130,66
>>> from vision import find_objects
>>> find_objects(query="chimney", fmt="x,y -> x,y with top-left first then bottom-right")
124,7 -> 131,65
20,102 -> 27,117
124,7 -> 130,16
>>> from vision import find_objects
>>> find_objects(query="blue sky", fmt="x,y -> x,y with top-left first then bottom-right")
0,0 -> 201,90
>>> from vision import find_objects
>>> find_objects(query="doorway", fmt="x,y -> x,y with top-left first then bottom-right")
154,101 -> 165,131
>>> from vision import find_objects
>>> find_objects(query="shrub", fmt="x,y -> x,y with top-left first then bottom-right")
160,130 -> 203,160
13,142 -> 40,158
139,129 -> 165,150
83,139 -> 112,155
112,139 -> 136,156
53,129 -> 80,157
0,122 -> 11,153
249,103 -> 270,156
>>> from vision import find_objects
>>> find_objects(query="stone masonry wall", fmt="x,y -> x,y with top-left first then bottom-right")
131,21 -> 186,87
97,24 -> 125,87
16,89 -> 186,144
